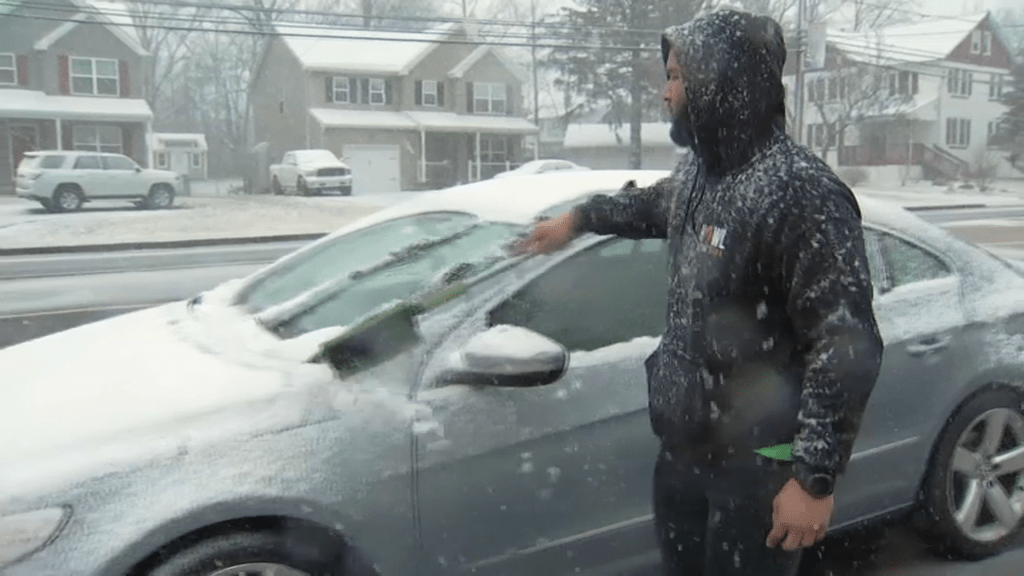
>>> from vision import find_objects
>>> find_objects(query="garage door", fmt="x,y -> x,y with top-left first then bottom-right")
342,145 -> 401,194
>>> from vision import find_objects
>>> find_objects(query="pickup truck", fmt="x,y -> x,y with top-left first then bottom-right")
269,149 -> 353,196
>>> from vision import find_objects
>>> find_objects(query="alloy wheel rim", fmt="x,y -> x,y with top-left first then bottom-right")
948,407 -> 1024,542
153,188 -> 171,207
207,562 -> 310,576
59,191 -> 78,210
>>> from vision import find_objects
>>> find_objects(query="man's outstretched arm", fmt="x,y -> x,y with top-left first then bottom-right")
572,174 -> 674,240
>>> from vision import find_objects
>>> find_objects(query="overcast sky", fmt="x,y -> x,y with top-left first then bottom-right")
917,0 -> 1017,16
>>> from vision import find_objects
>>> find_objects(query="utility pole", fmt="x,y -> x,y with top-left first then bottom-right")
531,4 -> 541,160
794,0 -> 808,146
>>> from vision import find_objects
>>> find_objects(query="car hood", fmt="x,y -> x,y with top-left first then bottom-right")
0,304 -> 310,473
146,168 -> 181,179
299,161 -> 349,170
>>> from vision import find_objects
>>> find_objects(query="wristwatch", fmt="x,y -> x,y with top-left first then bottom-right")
796,468 -> 835,498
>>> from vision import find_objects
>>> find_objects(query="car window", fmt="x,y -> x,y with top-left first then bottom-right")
877,231 -> 952,288
39,155 -> 66,169
74,155 -> 102,169
489,237 -> 668,352
240,212 -> 505,315
862,228 -> 886,293
102,155 -> 136,170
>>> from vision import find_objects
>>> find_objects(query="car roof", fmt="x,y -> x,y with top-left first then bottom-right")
25,150 -> 122,157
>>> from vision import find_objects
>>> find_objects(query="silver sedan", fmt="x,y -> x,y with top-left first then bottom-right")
2,170 -> 1024,576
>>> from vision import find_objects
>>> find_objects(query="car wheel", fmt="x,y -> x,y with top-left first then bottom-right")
272,177 -> 283,195
340,186 -> 352,197
297,177 -> 310,197
52,184 -> 83,212
919,385 -> 1024,559
144,184 -> 176,210
143,527 -> 375,576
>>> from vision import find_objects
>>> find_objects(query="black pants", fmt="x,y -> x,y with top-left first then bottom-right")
653,447 -> 803,576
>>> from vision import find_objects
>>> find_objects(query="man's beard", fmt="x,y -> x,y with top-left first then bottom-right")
669,103 -> 694,148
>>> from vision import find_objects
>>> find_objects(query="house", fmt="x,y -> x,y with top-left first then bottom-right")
148,132 -> 207,181
249,22 -> 538,193
784,12 -> 1018,185
562,122 -> 684,170
0,0 -> 154,194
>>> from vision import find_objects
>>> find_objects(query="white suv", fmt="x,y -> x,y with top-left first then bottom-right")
15,151 -> 183,212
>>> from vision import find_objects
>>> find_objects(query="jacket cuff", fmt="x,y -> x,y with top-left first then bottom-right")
571,205 -> 592,236
793,460 -> 836,497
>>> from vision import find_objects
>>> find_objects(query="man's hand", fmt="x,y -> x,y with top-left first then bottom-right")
515,211 -> 580,255
766,478 -> 834,552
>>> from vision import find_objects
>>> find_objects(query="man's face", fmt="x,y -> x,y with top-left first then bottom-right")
663,48 -> 686,120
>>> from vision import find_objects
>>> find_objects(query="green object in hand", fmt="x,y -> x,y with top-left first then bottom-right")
755,443 -> 794,461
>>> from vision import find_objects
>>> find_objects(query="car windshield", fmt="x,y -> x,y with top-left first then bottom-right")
236,212 -> 522,334
294,150 -> 338,164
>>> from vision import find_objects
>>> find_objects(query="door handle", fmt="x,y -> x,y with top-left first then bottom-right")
906,335 -> 952,357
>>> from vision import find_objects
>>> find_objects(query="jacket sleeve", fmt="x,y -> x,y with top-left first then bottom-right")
572,168 -> 679,240
778,209 -> 884,481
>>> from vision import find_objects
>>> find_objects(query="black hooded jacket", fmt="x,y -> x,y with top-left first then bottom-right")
572,10 -> 884,483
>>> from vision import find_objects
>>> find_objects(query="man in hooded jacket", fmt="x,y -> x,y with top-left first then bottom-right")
519,10 -> 884,576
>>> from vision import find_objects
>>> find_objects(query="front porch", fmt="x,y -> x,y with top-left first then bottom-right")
832,117 -> 968,182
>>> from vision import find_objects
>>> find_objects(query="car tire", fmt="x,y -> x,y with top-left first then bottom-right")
51,184 -> 83,212
143,527 -> 376,576
144,184 -> 176,210
919,385 -> 1024,559
272,177 -> 283,195
297,177 -> 311,197
340,186 -> 352,197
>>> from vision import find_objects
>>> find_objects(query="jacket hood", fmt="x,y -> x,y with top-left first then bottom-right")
662,10 -> 787,176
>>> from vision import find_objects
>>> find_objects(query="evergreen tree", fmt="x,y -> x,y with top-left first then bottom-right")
994,59 -> 1024,173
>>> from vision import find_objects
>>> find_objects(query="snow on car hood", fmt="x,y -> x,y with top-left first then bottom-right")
0,304 -> 299,469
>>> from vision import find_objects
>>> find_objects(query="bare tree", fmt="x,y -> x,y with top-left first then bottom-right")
847,0 -> 916,32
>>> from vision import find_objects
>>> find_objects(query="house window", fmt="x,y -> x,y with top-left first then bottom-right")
73,125 -> 122,153
70,57 -> 119,96
947,69 -> 972,97
807,77 -> 827,103
806,123 -> 837,149
989,74 -> 1004,100
474,82 -> 507,114
889,71 -> 919,96
945,118 -> 970,148
479,136 -> 507,163
369,78 -> 386,105
332,77 -> 349,103
155,152 -> 168,168
971,30 -> 982,54
0,53 -> 15,85
422,80 -> 438,106
982,31 -> 992,56
191,153 -> 202,168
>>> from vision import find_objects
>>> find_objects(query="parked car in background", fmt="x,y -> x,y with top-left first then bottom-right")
270,149 -> 353,196
492,159 -> 590,179
15,151 -> 182,212
3,170 -> 1024,576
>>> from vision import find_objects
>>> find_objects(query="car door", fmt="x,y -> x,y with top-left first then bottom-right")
834,225 -> 971,525
102,154 -> 143,197
71,154 -> 105,196
413,236 -> 669,576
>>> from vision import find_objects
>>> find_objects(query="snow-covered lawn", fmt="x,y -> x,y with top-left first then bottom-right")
0,194 -> 405,250
854,179 -> 1024,208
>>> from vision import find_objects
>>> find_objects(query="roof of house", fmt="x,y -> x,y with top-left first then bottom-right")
276,22 -> 463,75
448,44 -> 527,83
0,88 -> 152,121
308,108 -> 538,134
563,122 -> 675,149
828,12 -> 992,65
148,133 -> 208,151
30,1 -> 148,56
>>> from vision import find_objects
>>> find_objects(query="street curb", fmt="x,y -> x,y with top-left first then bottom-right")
0,233 -> 328,257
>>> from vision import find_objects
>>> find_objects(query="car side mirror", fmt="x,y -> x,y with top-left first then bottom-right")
135,166 -> 142,172
439,325 -> 568,388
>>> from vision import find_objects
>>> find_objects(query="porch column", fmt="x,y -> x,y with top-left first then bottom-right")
55,119 -> 62,150
420,128 -> 426,183
533,135 -> 539,161
475,132 -> 482,182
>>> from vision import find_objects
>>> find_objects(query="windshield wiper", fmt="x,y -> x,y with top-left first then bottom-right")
256,224 -> 481,329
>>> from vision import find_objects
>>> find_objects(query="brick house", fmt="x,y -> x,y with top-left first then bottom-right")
0,0 -> 153,194
249,22 -> 538,193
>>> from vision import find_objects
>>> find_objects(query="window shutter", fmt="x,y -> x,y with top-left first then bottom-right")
467,82 -> 474,113
58,55 -> 70,95
361,78 -> 370,104
61,122 -> 73,150
505,84 -> 511,115
349,78 -> 358,102
437,82 -> 445,107
119,60 -> 130,97
415,80 -> 422,105
122,127 -> 133,159
16,55 -> 28,86
385,79 -> 392,105
912,73 -> 919,95
326,77 -> 333,102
